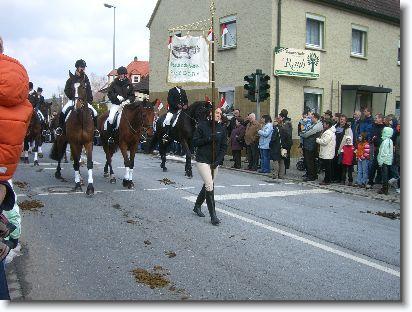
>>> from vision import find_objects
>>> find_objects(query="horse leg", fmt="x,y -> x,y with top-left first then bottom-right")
159,142 -> 167,172
120,143 -> 131,188
85,142 -> 95,196
181,139 -> 192,178
55,160 -> 62,179
72,145 -> 82,191
38,139 -> 43,158
33,137 -> 40,166
103,144 -> 109,177
23,138 -> 30,164
108,150 -> 116,184
127,144 -> 138,189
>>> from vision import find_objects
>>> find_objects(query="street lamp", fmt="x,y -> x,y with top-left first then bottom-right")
104,3 -> 116,70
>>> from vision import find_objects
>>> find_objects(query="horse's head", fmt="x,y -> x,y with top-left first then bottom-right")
140,99 -> 155,136
188,101 -> 213,122
69,71 -> 87,109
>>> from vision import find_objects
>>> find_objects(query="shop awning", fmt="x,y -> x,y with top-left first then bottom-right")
341,85 -> 392,93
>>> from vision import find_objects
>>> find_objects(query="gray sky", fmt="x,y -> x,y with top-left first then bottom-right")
0,0 -> 157,98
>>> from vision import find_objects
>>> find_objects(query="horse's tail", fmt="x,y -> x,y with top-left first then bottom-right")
49,137 -> 67,161
148,130 -> 159,152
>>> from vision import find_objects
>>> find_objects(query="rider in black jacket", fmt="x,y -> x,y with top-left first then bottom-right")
162,86 -> 188,142
192,107 -> 227,225
106,66 -> 135,143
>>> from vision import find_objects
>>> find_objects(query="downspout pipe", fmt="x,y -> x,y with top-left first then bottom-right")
275,0 -> 281,117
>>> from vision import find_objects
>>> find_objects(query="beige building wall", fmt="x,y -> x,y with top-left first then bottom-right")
278,0 -> 400,138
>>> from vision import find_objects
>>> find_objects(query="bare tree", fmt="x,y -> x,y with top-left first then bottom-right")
89,72 -> 107,94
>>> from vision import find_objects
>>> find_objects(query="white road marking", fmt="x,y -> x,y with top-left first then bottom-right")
144,188 -> 168,191
37,191 -> 103,196
214,185 -> 226,188
183,189 -> 331,202
177,187 -> 195,190
259,183 -> 268,186
113,189 -> 135,192
44,168 -> 60,170
285,182 -> 295,185
231,184 -> 251,187
16,194 -> 27,198
182,192 -> 400,277
218,209 -> 400,278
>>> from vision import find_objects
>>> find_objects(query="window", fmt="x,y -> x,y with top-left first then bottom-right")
398,39 -> 400,65
220,15 -> 237,48
306,13 -> 325,49
218,87 -> 235,112
351,24 -> 368,57
132,75 -> 140,83
395,99 -> 400,117
304,87 -> 323,114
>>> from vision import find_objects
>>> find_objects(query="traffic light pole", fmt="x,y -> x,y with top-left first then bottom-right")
255,69 -> 262,119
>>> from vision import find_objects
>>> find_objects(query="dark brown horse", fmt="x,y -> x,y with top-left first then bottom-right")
98,100 -> 155,188
51,74 -> 95,195
23,111 -> 43,166
150,101 -> 211,177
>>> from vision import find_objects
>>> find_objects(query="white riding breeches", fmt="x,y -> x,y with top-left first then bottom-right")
62,101 -> 97,117
163,112 -> 173,127
108,105 -> 121,124
196,162 -> 219,191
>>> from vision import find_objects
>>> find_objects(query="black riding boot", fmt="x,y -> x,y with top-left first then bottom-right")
163,125 -> 171,143
55,112 -> 65,136
107,122 -> 115,144
93,116 -> 100,137
205,189 -> 220,225
193,185 -> 206,217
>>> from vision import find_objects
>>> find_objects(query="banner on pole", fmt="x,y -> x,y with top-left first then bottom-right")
167,35 -> 210,84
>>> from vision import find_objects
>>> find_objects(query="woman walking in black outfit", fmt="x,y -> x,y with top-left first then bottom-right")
192,108 -> 228,225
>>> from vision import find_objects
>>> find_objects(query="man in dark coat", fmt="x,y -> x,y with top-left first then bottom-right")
56,59 -> 99,137
162,86 -> 188,142
106,66 -> 135,143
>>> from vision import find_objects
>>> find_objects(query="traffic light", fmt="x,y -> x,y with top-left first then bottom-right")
244,74 -> 256,102
259,74 -> 270,102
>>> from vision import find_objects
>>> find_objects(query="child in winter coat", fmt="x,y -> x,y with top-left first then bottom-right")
340,136 -> 355,185
355,132 -> 370,187
377,126 -> 394,195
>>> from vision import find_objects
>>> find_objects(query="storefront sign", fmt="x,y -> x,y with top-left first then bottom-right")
274,47 -> 320,78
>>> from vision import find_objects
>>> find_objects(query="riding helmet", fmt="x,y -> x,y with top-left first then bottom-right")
29,81 -> 33,89
117,66 -> 128,75
75,59 -> 87,68
37,87 -> 43,93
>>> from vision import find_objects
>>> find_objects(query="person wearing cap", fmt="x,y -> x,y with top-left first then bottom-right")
55,59 -> 99,137
106,66 -> 135,144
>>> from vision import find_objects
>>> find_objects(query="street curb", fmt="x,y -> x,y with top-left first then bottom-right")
6,262 -> 24,301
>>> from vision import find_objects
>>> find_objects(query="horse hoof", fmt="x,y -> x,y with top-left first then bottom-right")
34,160 -> 39,166
186,172 -> 193,178
128,181 -> 134,189
86,184 -> 94,196
55,171 -> 62,179
103,172 -> 109,178
110,177 -> 116,184
38,153 -> 44,158
163,167 -> 168,172
122,179 -> 129,187
74,182 -> 82,192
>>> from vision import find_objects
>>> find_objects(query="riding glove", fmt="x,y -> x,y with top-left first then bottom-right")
0,241 -> 10,261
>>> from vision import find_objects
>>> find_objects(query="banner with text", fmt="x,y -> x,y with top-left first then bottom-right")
167,35 -> 209,84
274,47 -> 320,78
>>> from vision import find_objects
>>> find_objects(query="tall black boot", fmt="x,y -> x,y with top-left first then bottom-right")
205,190 -> 220,225
93,116 -> 100,137
107,122 -> 115,144
162,125 -> 171,143
55,112 -> 65,136
193,185 -> 206,217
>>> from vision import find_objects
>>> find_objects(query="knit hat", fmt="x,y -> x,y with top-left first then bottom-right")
279,109 -> 288,118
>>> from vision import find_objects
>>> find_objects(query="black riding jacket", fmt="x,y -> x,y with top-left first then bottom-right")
167,87 -> 188,112
107,77 -> 135,105
28,91 -> 37,108
64,73 -> 93,103
193,120 -> 228,166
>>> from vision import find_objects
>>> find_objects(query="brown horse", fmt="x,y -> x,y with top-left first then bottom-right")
23,111 -> 43,166
98,100 -> 155,188
64,74 -> 95,195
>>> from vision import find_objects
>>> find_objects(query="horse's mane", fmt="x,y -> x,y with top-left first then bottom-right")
187,101 -> 210,116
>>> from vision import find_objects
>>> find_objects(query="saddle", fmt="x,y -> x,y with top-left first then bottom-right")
64,105 -> 93,122
104,110 -> 123,131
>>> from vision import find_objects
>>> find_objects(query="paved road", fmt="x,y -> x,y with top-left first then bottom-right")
7,143 -> 400,300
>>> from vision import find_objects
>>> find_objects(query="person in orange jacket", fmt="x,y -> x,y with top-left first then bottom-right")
0,36 -> 33,299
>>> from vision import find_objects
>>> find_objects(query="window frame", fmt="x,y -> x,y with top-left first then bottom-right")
397,39 -> 400,66
218,87 -> 235,112
132,75 -> 141,83
305,13 -> 325,50
220,14 -> 237,49
351,24 -> 368,58
303,87 -> 323,114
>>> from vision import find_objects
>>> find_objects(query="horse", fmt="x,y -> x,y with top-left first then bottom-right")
23,111 -> 43,166
98,99 -> 155,189
150,101 -> 212,177
50,74 -> 95,195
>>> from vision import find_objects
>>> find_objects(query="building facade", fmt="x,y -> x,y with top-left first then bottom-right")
147,0 -> 400,145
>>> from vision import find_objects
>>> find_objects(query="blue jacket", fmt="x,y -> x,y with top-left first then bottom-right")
258,123 -> 273,149
359,116 -> 374,141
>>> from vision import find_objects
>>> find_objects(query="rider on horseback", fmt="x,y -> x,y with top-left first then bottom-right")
162,86 -> 188,143
106,66 -> 135,144
55,59 -> 99,137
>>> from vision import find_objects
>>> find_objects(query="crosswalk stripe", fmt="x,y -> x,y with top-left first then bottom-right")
183,189 -> 331,202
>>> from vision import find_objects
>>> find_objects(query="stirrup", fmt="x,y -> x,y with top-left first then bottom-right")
108,136 -> 115,144
94,129 -> 100,138
162,133 -> 170,143
55,127 -> 63,136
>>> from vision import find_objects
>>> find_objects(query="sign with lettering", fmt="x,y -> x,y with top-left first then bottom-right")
274,47 -> 320,78
167,35 -> 209,84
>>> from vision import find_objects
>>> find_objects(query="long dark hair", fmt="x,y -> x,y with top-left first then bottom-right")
262,115 -> 272,124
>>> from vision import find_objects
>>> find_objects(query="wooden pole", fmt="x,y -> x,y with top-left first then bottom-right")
210,0 -> 216,177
